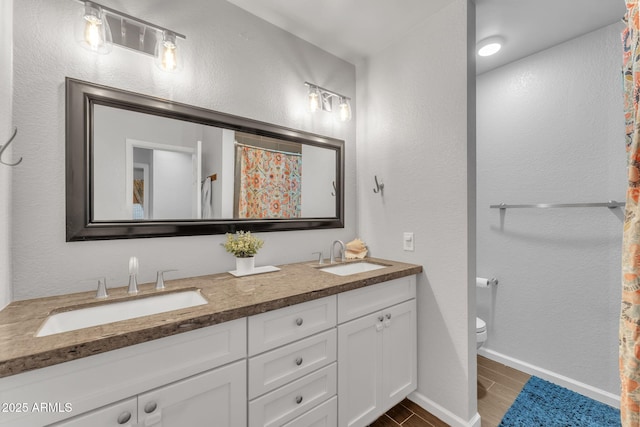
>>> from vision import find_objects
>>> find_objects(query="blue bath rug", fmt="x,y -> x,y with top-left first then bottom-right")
499,376 -> 620,426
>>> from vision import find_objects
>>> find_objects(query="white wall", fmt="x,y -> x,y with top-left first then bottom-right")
477,22 -> 625,401
0,0 -> 13,310
357,0 -> 477,425
11,0 -> 356,299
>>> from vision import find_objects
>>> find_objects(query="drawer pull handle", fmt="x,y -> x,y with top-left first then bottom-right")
144,401 -> 157,414
378,315 -> 384,322
295,357 -> 303,366
295,395 -> 303,404
295,317 -> 304,326
386,313 -> 392,320
117,411 -> 132,424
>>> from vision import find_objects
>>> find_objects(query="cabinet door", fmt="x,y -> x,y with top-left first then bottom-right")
382,299 -> 417,409
337,311 -> 383,427
47,398 -> 137,427
137,360 -> 246,427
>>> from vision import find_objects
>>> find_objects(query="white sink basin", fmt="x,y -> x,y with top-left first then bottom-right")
320,261 -> 387,276
36,290 -> 208,337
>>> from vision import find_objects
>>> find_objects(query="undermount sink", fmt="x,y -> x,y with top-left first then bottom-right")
36,290 -> 208,337
319,261 -> 387,276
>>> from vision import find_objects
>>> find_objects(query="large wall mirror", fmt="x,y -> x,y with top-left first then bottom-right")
66,78 -> 344,241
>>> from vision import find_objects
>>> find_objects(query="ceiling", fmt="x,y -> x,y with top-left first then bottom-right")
227,0 -> 625,74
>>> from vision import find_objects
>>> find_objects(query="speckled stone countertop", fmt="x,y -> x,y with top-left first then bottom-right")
0,258 -> 421,378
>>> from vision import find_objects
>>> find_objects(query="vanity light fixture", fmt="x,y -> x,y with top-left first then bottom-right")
477,36 -> 504,57
304,82 -> 352,122
74,0 -> 186,72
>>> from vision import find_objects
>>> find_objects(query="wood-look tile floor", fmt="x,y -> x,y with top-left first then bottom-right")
369,356 -> 530,427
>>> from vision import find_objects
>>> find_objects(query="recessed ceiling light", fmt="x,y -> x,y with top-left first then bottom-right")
477,36 -> 505,57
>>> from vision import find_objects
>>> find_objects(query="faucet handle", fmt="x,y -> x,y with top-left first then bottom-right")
96,277 -> 108,299
312,252 -> 324,265
156,269 -> 177,290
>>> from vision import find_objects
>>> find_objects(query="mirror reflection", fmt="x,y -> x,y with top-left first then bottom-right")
66,78 -> 344,241
93,105 -> 337,221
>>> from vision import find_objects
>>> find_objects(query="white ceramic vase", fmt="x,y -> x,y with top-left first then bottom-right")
235,256 -> 255,275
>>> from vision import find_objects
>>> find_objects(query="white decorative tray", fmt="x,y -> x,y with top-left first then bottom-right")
228,265 -> 281,277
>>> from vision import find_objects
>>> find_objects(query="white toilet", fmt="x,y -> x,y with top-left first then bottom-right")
476,317 -> 487,349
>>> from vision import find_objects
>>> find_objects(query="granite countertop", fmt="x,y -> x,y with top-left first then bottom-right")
0,258 -> 422,378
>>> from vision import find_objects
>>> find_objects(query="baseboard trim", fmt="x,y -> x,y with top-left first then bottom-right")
408,391 -> 481,427
478,348 -> 620,408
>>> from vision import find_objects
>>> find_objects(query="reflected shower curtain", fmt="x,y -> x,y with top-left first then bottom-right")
237,145 -> 301,218
622,1 -> 640,424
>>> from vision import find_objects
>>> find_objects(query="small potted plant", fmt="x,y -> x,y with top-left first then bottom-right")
224,231 -> 264,274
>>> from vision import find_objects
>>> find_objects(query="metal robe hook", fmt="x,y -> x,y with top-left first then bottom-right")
373,175 -> 384,194
0,127 -> 22,167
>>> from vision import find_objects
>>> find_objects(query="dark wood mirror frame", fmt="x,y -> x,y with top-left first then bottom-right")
65,78 -> 345,241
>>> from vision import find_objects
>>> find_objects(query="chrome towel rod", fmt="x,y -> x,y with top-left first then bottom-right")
490,201 -> 625,209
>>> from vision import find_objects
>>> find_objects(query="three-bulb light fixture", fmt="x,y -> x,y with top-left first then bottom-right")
76,0 -> 186,72
305,82 -> 352,122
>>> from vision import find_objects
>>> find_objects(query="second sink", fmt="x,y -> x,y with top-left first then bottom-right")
36,290 -> 208,337
319,261 -> 387,276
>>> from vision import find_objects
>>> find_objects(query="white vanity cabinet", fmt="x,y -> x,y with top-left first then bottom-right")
1,318 -> 247,427
247,296 -> 338,427
49,360 -> 246,427
337,276 -> 417,427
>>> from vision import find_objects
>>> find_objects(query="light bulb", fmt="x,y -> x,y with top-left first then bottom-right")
308,89 -> 319,113
339,98 -> 351,122
477,36 -> 504,57
155,31 -> 182,72
77,3 -> 112,54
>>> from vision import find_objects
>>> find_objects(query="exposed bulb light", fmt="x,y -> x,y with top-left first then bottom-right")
308,87 -> 320,113
155,30 -> 182,72
304,82 -> 351,123
77,2 -> 112,54
339,97 -> 352,122
477,36 -> 504,57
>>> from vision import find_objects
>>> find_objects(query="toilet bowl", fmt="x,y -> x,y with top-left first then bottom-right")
476,317 -> 487,349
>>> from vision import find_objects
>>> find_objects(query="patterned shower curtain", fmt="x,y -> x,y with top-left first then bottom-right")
237,145 -> 302,218
622,1 -> 640,424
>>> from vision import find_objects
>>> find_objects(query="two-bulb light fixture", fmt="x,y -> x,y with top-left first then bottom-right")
76,0 -> 186,72
305,82 -> 352,122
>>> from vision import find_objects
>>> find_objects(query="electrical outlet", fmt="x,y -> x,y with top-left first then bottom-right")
403,232 -> 414,251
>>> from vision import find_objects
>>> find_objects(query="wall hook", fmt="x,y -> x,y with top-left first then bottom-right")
373,175 -> 384,194
0,127 -> 22,167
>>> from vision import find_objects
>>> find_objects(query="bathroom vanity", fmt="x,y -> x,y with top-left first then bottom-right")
0,258 -> 421,427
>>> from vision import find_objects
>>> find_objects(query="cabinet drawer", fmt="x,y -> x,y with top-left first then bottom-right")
249,329 -> 337,399
337,276 -> 416,323
249,296 -> 336,355
249,363 -> 337,427
282,396 -> 337,427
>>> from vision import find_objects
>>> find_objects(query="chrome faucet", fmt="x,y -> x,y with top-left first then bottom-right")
96,277 -> 108,299
155,269 -> 177,290
330,240 -> 345,264
128,256 -> 139,295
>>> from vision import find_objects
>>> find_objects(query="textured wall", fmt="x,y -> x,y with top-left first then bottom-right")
477,22 -> 625,398
11,0 -> 356,300
0,0 -> 13,310
356,0 -> 476,424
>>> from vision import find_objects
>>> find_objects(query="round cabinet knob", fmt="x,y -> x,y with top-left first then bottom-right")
295,318 -> 303,326
117,411 -> 132,424
386,313 -> 392,320
378,315 -> 384,322
295,395 -> 303,404
295,357 -> 303,366
144,401 -> 157,414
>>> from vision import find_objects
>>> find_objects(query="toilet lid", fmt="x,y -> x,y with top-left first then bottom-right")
476,317 -> 486,333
